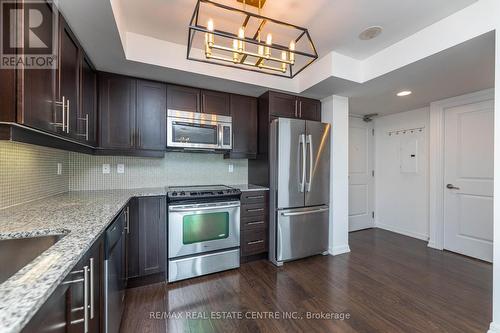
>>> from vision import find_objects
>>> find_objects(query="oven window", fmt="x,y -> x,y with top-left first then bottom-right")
182,212 -> 229,244
172,122 -> 218,145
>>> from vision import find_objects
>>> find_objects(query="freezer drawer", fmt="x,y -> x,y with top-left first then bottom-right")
276,206 -> 329,262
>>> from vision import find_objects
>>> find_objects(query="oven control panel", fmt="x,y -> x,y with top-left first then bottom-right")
167,187 -> 241,202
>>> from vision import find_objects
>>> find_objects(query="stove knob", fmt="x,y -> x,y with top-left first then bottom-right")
171,192 -> 178,196
218,191 -> 223,195
180,191 -> 185,196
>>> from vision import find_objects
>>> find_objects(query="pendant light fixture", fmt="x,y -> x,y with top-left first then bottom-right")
187,0 -> 318,78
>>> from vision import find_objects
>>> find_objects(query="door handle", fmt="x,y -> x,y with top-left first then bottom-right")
306,134 -> 313,192
446,184 -> 460,190
281,207 -> 329,217
298,134 -> 306,192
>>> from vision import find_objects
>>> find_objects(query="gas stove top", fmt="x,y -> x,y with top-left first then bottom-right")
167,185 -> 241,202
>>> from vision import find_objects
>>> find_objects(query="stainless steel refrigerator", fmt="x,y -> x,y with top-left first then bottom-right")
269,118 -> 331,266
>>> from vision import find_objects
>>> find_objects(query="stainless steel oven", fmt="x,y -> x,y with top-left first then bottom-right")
167,109 -> 232,150
168,201 -> 240,258
167,185 -> 241,282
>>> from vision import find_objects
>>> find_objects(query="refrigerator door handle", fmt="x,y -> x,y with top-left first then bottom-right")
280,207 -> 329,217
298,134 -> 306,192
306,134 -> 313,192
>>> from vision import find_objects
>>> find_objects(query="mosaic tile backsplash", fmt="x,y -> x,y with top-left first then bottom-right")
0,141 -> 248,208
68,152 -> 248,191
0,142 -> 69,209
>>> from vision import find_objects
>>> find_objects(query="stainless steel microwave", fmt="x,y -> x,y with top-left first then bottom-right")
167,110 -> 232,150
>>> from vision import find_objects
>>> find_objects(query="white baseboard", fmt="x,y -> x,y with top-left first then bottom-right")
427,241 -> 443,250
329,244 -> 351,256
375,222 -> 429,242
488,322 -> 500,333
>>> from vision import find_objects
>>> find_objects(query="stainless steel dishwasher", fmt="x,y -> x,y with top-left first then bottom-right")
105,208 -> 128,333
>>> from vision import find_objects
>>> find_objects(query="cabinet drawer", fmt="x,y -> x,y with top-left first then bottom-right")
241,215 -> 268,231
241,202 -> 268,218
242,229 -> 267,256
241,191 -> 268,205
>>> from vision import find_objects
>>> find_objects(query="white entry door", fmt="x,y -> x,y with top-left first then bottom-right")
349,116 -> 374,231
444,99 -> 494,262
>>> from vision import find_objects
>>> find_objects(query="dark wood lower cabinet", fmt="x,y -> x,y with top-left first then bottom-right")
22,236 -> 103,333
240,190 -> 269,261
127,196 -> 167,283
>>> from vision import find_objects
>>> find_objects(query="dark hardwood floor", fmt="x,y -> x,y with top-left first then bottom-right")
121,229 -> 492,332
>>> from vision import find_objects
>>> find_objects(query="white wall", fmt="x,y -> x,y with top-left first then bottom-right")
322,95 -> 350,255
374,108 -> 430,240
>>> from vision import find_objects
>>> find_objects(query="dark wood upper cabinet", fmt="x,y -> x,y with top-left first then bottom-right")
58,15 -> 81,140
99,73 -> 136,149
227,94 -> 257,158
21,1 -> 57,133
136,80 -> 167,150
201,90 -> 230,116
268,91 -> 298,118
79,55 -> 97,145
167,85 -> 200,112
298,97 -> 321,121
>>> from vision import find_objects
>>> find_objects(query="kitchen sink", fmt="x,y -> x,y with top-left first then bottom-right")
0,234 -> 65,284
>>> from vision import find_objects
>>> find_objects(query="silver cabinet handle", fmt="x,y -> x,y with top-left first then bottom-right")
306,134 -> 313,192
77,114 -> 89,141
246,221 -> 264,226
125,206 -> 130,234
247,240 -> 264,245
294,99 -> 298,118
247,208 -> 264,213
281,207 -> 329,217
66,99 -> 70,133
446,184 -> 460,190
63,265 -> 89,333
53,96 -> 66,130
246,195 -> 265,200
89,258 -> 94,319
299,100 -> 302,118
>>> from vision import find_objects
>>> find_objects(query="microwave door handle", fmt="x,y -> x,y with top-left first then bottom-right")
218,124 -> 223,148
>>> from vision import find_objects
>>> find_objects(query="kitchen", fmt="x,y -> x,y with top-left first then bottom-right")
1,0 -> 498,332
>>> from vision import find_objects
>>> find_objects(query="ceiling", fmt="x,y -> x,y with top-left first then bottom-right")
57,0 -> 494,117
303,31 -> 495,116
120,0 -> 478,60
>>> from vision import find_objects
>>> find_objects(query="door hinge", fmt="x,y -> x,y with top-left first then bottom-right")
372,211 -> 375,219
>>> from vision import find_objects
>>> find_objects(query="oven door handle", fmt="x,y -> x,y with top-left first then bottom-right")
169,203 -> 240,212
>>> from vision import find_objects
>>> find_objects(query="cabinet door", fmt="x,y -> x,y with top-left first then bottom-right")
138,196 -> 166,276
136,80 -> 166,150
201,90 -> 230,116
298,97 -> 321,121
269,91 -> 297,118
167,85 -> 200,112
99,73 -> 136,149
230,94 -> 257,156
58,15 -> 81,140
21,1 -> 57,133
127,198 -> 140,279
79,55 -> 97,145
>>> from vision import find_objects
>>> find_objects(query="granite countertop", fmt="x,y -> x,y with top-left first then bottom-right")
231,184 -> 269,192
0,188 -> 167,333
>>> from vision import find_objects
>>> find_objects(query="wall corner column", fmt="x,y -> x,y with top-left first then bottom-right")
321,95 -> 350,256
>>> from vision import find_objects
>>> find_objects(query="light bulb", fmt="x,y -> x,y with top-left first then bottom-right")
281,51 -> 287,72
265,33 -> 272,58
238,27 -> 245,52
233,39 -> 239,63
289,40 -> 295,64
207,19 -> 214,32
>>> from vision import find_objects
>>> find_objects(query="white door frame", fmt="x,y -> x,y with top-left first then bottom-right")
429,88 -> 495,250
